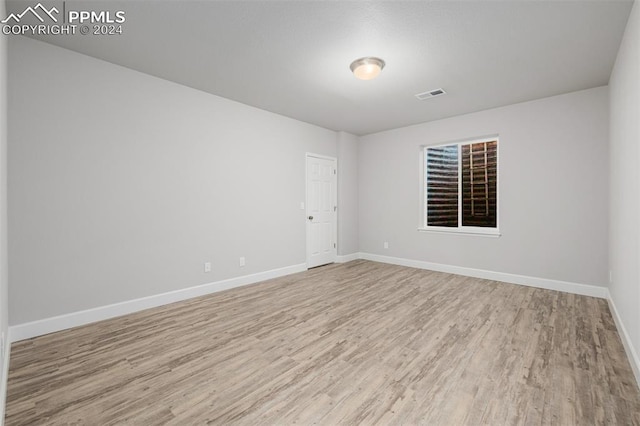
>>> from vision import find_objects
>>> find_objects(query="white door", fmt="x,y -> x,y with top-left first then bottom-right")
306,154 -> 337,268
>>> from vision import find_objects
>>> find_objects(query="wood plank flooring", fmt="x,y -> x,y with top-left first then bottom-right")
5,260 -> 640,425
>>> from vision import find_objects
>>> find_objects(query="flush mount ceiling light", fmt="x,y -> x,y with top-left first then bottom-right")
350,57 -> 385,80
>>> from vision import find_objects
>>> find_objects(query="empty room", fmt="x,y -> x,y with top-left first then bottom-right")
0,0 -> 639,424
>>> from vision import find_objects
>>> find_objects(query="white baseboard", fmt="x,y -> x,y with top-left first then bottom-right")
4,252 -> 611,343
358,252 -> 608,299
606,290 -> 640,388
4,253 -> 636,411
9,254 -> 607,344
336,253 -> 359,263
9,263 -> 307,343
0,327 -> 10,426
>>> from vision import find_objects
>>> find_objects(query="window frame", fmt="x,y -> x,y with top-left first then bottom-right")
419,135 -> 501,237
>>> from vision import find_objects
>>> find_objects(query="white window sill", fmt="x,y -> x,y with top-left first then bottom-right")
418,227 -> 502,237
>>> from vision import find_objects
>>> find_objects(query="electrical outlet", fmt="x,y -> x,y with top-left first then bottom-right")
239,257 -> 246,267
204,262 -> 212,273
384,241 -> 389,249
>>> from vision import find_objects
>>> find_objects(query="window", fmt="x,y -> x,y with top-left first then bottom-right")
423,138 -> 498,234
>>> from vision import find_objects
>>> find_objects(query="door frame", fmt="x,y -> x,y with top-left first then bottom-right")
305,153 -> 338,268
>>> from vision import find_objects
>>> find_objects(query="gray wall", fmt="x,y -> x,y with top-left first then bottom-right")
359,87 -> 609,287
8,36 -> 340,325
3,28 -> 618,335
0,0 -> 9,376
337,131 -> 359,256
609,1 -> 640,376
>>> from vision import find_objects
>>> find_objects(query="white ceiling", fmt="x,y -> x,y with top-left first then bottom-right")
10,0 -> 633,135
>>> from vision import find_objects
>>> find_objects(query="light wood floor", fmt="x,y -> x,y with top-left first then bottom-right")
5,260 -> 640,425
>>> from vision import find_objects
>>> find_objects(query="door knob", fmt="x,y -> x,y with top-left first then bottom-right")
308,216 -> 314,220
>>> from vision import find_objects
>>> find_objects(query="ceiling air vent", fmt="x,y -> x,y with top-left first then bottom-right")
415,88 -> 446,101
